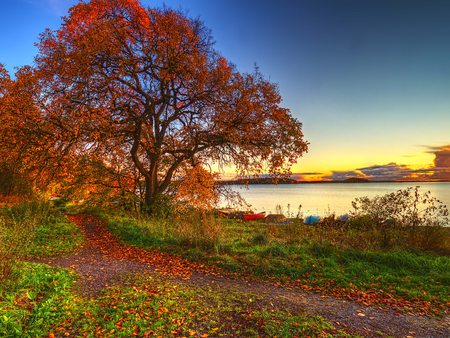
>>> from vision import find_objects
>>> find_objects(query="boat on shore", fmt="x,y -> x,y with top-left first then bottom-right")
243,212 -> 266,221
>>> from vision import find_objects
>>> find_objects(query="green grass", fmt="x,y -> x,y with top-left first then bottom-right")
29,211 -> 85,258
0,200 -> 84,290
1,201 -> 358,337
0,263 -> 80,337
0,200 -> 84,259
94,209 -> 450,314
1,264 -> 356,337
1,201 -> 448,336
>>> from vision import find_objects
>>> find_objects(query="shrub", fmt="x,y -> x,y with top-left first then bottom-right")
407,225 -> 450,253
350,187 -> 450,251
351,186 -> 449,227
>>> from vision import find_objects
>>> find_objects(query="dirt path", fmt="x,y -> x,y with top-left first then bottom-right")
31,214 -> 450,338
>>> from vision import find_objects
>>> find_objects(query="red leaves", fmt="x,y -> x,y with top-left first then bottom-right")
274,278 -> 448,316
67,214 -> 219,279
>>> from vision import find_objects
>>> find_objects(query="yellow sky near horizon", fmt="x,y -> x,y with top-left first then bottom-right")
292,148 -> 437,180
216,143 -> 450,182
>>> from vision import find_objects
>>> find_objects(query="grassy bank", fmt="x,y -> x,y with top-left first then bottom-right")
93,208 -> 450,315
1,198 -> 449,337
0,201 -> 358,337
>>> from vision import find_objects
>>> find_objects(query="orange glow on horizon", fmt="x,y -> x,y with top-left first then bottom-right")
217,147 -> 450,182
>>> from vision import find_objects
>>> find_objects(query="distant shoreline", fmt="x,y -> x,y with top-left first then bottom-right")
218,178 -> 450,185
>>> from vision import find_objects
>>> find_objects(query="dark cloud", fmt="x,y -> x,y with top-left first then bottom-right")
356,163 -> 415,181
423,145 -> 450,154
323,164 -> 424,181
433,146 -> 450,168
322,170 -> 363,181
425,145 -> 450,180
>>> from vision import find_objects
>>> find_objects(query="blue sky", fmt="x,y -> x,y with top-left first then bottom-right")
2,0 -> 450,180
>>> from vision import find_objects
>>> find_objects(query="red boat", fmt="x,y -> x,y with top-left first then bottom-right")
243,212 -> 266,221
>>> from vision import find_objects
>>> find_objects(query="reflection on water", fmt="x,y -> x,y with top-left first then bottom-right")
221,182 -> 450,217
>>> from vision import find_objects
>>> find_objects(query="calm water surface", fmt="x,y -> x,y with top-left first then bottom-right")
223,182 -> 450,217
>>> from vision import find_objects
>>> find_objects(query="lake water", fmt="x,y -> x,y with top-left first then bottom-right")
222,182 -> 450,217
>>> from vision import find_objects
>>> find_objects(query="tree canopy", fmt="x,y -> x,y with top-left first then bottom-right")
1,0 -> 308,211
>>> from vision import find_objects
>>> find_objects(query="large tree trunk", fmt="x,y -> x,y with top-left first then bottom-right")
144,176 -> 156,214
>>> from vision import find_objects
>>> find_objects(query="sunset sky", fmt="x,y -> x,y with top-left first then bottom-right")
1,0 -> 450,181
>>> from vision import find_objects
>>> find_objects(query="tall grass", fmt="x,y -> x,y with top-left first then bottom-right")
0,200 -> 84,289
98,207 -> 450,256
96,208 -> 224,252
0,200 -> 51,288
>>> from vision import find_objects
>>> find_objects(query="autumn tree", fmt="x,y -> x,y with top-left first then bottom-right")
59,150 -> 143,209
0,65 -> 24,197
0,64 -> 74,196
31,0 -> 308,212
0,64 -> 49,197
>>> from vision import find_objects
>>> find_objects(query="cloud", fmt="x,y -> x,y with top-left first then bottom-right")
433,145 -> 450,168
300,163 -> 433,181
322,170 -> 363,181
320,145 -> 450,182
355,162 -> 450,181
429,145 -> 450,180
356,163 -> 415,181
222,145 -> 450,182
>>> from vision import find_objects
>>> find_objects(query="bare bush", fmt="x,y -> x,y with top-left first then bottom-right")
351,187 -> 449,227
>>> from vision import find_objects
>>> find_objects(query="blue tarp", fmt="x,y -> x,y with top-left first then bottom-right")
304,215 -> 321,224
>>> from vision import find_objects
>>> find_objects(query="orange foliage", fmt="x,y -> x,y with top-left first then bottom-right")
171,165 -> 220,210
1,1 -> 308,211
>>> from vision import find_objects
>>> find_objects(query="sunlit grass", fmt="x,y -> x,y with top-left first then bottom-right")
0,263 -> 80,337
